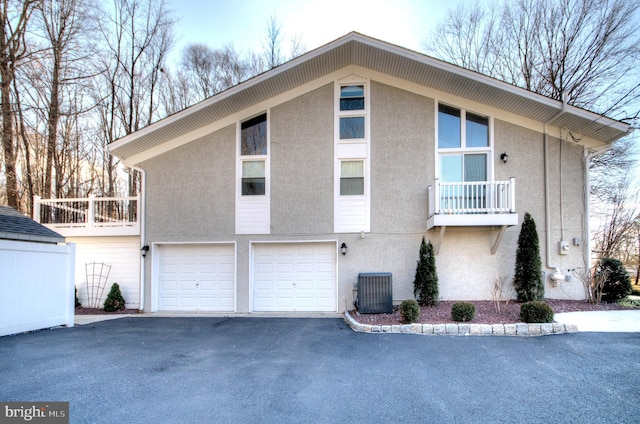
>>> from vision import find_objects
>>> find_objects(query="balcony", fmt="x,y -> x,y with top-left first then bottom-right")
427,179 -> 519,254
33,195 -> 140,237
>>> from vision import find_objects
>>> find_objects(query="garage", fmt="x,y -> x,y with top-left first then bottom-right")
253,242 -> 337,312
157,244 -> 235,312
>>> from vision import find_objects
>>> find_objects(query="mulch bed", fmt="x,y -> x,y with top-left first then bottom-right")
75,307 -> 139,315
349,299 -> 634,326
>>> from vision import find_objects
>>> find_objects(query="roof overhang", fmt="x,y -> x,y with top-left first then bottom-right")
109,32 -> 631,165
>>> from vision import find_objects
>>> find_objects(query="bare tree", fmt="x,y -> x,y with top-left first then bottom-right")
424,0 -> 640,123
0,0 -> 39,209
592,177 -> 640,259
263,14 -> 283,69
94,0 -> 174,197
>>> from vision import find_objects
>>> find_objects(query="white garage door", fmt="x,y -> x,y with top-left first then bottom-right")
158,244 -> 235,312
253,242 -> 337,312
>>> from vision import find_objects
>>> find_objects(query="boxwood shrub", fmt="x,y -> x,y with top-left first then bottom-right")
400,299 -> 420,323
451,302 -> 475,322
520,301 -> 554,323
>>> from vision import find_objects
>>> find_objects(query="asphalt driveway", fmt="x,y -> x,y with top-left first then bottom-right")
1,318 -> 638,423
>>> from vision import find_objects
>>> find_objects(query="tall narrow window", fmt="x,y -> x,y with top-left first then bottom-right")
237,111 -> 270,234
335,77 -> 370,233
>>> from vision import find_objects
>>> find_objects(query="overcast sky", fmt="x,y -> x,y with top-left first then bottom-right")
170,0 -> 466,62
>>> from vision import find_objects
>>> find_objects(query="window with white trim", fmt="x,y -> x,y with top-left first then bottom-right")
236,111 -> 270,234
334,77 -> 370,233
240,113 -> 268,196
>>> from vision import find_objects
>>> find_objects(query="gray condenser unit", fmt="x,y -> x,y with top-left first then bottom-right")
357,272 -> 392,314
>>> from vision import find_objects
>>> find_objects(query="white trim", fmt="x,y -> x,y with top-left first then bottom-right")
334,76 -> 371,233
249,240 -> 339,313
236,111 -> 271,234
150,241 -> 237,312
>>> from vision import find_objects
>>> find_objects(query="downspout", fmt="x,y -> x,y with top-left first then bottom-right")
544,93 -> 568,282
128,164 -> 146,312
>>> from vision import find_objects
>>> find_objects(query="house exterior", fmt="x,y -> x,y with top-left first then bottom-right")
108,33 -> 630,314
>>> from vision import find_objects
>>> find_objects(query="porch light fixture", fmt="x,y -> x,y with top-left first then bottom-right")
340,243 -> 348,256
141,245 -> 149,257
500,153 -> 509,163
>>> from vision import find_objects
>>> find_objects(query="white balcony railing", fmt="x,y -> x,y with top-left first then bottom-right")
33,195 -> 140,237
427,179 -> 518,229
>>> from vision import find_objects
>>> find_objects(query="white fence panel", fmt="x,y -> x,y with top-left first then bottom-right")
0,240 -> 75,337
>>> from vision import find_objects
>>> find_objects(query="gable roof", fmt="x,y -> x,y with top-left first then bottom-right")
109,32 -> 631,165
0,206 -> 65,244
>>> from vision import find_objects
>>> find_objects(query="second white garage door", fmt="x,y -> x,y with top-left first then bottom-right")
253,242 -> 337,312
157,244 -> 235,312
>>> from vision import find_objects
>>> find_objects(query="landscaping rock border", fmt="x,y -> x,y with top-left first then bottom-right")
344,311 -> 578,336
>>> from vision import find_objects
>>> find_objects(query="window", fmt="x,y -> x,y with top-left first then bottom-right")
239,113 -> 268,197
241,114 -> 267,155
340,161 -> 364,195
242,161 -> 265,195
438,104 -> 490,183
334,77 -> 370,233
340,117 -> 365,139
340,85 -> 364,111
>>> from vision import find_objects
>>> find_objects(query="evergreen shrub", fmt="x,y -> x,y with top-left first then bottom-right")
103,283 -> 126,312
451,302 -> 475,322
400,300 -> 420,323
413,236 -> 439,306
514,213 -> 544,302
596,258 -> 632,302
520,301 -> 554,323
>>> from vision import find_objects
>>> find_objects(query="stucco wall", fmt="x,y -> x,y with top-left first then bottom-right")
270,84 -> 334,234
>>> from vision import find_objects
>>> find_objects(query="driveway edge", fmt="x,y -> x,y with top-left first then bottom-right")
344,311 -> 578,336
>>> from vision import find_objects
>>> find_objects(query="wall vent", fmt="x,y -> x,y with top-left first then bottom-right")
357,272 -> 392,314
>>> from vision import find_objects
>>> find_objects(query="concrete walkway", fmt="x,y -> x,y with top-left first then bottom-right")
75,310 -> 640,332
554,310 -> 640,332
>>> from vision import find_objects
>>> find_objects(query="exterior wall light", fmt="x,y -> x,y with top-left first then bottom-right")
141,245 -> 149,257
500,153 -> 509,163
340,243 -> 348,256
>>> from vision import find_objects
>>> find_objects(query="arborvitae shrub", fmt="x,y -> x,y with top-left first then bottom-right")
520,301 -> 554,323
596,258 -> 632,302
75,287 -> 81,308
103,283 -> 126,312
400,300 -> 420,323
451,302 -> 475,322
514,213 -> 544,302
413,236 -> 439,306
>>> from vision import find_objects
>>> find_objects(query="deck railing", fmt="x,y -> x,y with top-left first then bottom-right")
428,178 -> 516,217
33,195 -> 140,236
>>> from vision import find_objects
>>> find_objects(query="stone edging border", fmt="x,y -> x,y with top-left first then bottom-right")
344,311 -> 578,336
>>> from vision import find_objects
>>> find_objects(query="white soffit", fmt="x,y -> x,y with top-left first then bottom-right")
108,32 -> 630,164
